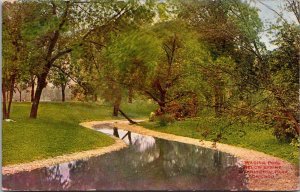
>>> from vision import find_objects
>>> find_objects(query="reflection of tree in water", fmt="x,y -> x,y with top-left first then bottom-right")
3,161 -> 79,190
3,129 -> 248,191
159,140 -> 227,176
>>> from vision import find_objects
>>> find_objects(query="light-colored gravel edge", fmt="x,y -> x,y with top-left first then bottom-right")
2,121 -> 127,175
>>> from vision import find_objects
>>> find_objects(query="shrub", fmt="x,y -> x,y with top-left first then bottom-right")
149,112 -> 156,122
273,120 -> 297,143
157,114 -> 175,127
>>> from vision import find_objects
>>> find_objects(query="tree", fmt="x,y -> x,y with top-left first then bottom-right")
2,1 -> 27,119
23,1 -> 79,118
21,0 -> 143,118
177,0 -> 263,115
49,53 -> 74,102
266,22 -> 300,140
102,21 -> 208,117
177,0 -> 300,138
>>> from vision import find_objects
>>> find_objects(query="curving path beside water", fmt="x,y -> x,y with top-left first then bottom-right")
3,119 -> 299,191
84,120 -> 299,191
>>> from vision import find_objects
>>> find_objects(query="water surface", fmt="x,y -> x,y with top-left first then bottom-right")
3,125 -> 247,191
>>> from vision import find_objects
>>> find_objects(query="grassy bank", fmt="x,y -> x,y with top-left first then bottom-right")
140,114 -> 299,165
3,101 -> 156,166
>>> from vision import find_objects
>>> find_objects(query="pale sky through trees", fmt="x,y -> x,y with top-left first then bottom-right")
252,0 -> 298,50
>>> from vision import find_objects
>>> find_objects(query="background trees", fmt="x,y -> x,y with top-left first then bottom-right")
2,1 -> 28,119
2,0 -> 299,142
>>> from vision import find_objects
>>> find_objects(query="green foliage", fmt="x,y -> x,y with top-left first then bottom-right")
3,0 -> 299,158
103,30 -> 161,88
157,113 -> 175,126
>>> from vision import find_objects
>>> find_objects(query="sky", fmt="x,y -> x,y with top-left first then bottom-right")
251,0 -> 298,50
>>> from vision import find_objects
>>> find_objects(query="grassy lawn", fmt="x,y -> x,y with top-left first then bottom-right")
3,101 -> 156,166
4,101 -> 298,166
140,113 -> 299,165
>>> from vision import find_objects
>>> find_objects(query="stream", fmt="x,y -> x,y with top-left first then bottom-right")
3,124 -> 248,190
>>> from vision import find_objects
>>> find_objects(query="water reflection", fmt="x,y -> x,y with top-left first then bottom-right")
3,127 -> 247,191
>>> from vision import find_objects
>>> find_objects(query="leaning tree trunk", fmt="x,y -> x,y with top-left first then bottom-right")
30,73 -> 47,118
119,109 -> 137,124
31,76 -> 35,102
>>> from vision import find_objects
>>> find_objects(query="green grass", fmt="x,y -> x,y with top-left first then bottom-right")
5,101 -> 298,166
141,113 -> 299,165
3,101 -> 156,166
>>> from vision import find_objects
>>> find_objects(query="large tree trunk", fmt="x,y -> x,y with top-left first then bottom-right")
30,74 -> 47,118
61,83 -> 66,102
113,95 -> 122,117
159,102 -> 166,114
2,80 -> 8,119
31,76 -> 35,102
159,92 -> 166,114
113,104 -> 120,116
156,79 -> 166,114
18,88 -> 22,102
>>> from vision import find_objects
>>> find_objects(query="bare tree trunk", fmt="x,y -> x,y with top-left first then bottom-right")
2,80 -> 8,119
7,74 -> 16,119
156,80 -> 166,114
119,109 -> 137,124
113,95 -> 122,117
31,75 -> 35,102
30,74 -> 47,118
16,87 -> 22,102
159,93 -> 166,114
6,90 -> 9,106
61,83 -> 66,102
113,104 -> 120,116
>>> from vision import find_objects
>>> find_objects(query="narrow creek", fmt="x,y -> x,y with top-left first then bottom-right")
3,124 -> 248,191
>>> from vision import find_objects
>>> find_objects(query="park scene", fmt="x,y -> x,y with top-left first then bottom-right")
2,0 -> 299,191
